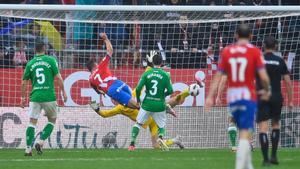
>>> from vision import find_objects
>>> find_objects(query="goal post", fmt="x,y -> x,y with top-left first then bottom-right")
0,5 -> 299,149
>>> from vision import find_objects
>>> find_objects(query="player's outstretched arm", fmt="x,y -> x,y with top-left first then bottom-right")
55,73 -> 67,103
215,75 -> 227,105
20,80 -> 29,108
135,74 -> 146,104
100,32 -> 113,57
205,72 -> 223,112
257,68 -> 270,101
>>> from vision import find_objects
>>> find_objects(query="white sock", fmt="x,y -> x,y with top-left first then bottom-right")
236,139 -> 251,169
25,146 -> 32,153
246,151 -> 254,169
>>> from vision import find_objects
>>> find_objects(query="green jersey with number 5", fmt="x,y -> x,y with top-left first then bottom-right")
135,67 -> 173,112
22,54 -> 59,102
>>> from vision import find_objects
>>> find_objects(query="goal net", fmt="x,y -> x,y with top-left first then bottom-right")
0,5 -> 299,149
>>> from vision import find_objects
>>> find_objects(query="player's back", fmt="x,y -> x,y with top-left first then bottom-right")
219,44 -> 264,103
256,52 -> 287,96
141,68 -> 173,112
23,54 -> 59,102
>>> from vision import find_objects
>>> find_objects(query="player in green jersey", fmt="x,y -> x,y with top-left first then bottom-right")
21,41 -> 67,156
128,52 -> 173,151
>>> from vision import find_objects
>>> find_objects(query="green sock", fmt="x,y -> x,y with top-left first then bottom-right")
158,128 -> 166,138
228,126 -> 237,147
131,124 -> 140,143
40,122 -> 54,141
26,125 -> 35,147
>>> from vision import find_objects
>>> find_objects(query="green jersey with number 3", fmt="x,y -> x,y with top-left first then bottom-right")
22,54 -> 59,102
136,67 -> 173,112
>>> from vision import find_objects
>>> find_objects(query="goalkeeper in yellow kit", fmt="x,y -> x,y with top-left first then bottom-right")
89,51 -> 192,149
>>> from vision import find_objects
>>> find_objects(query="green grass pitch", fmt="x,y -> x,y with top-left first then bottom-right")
1,149 -> 300,169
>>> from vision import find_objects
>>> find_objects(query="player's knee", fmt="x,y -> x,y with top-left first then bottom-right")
48,117 -> 56,124
228,125 -> 237,132
271,119 -> 280,129
29,118 -> 38,125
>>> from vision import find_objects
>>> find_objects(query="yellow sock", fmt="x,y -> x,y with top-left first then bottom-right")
176,88 -> 190,102
165,139 -> 174,146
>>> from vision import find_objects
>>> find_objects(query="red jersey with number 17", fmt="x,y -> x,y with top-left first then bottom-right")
89,55 -> 117,93
218,43 -> 265,103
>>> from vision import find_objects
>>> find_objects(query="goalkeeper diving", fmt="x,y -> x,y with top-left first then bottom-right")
88,49 -> 200,149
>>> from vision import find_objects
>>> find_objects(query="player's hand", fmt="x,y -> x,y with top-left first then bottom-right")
288,101 -> 293,112
258,90 -> 271,101
100,32 -> 108,40
215,96 -> 222,106
204,97 -> 214,113
20,97 -> 26,108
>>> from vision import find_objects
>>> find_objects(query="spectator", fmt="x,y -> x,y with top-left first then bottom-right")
72,0 -> 100,67
0,0 -> 24,3
0,46 -> 14,68
13,41 -> 27,67
252,0 -> 272,5
185,0 -> 203,5
25,24 -> 49,49
25,0 -> 61,3
226,0 -> 240,5
281,0 -> 300,5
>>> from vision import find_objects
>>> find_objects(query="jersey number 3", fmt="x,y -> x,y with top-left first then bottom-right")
229,57 -> 247,82
149,80 -> 158,95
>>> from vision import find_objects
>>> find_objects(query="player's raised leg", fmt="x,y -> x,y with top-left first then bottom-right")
167,88 -> 190,108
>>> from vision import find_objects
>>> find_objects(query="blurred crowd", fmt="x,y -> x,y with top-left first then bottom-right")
0,0 -> 299,75
1,0 -> 300,5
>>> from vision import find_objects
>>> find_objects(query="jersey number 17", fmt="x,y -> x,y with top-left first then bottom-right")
229,57 -> 247,82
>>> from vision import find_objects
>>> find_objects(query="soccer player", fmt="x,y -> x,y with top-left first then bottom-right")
21,41 -> 67,156
215,75 -> 238,152
128,52 -> 173,151
205,24 -> 270,169
86,32 -> 139,109
216,76 -> 256,152
256,36 -> 293,166
90,51 -> 190,149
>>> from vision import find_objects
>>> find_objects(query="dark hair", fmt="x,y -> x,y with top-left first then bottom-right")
35,40 -> 45,53
86,60 -> 96,72
152,54 -> 162,66
236,24 -> 251,39
264,36 -> 278,50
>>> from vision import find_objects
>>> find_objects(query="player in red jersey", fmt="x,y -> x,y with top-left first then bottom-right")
205,24 -> 270,169
87,33 -> 140,109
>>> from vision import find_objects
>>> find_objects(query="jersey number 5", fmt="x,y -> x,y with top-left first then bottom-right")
149,80 -> 158,95
229,57 -> 247,82
36,68 -> 45,84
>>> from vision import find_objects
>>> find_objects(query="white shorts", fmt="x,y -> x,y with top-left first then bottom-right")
28,101 -> 58,119
136,108 -> 166,128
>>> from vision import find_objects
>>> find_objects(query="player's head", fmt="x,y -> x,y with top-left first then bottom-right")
264,36 -> 278,51
86,60 -> 97,72
152,53 -> 163,67
35,40 -> 46,54
235,24 -> 251,40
